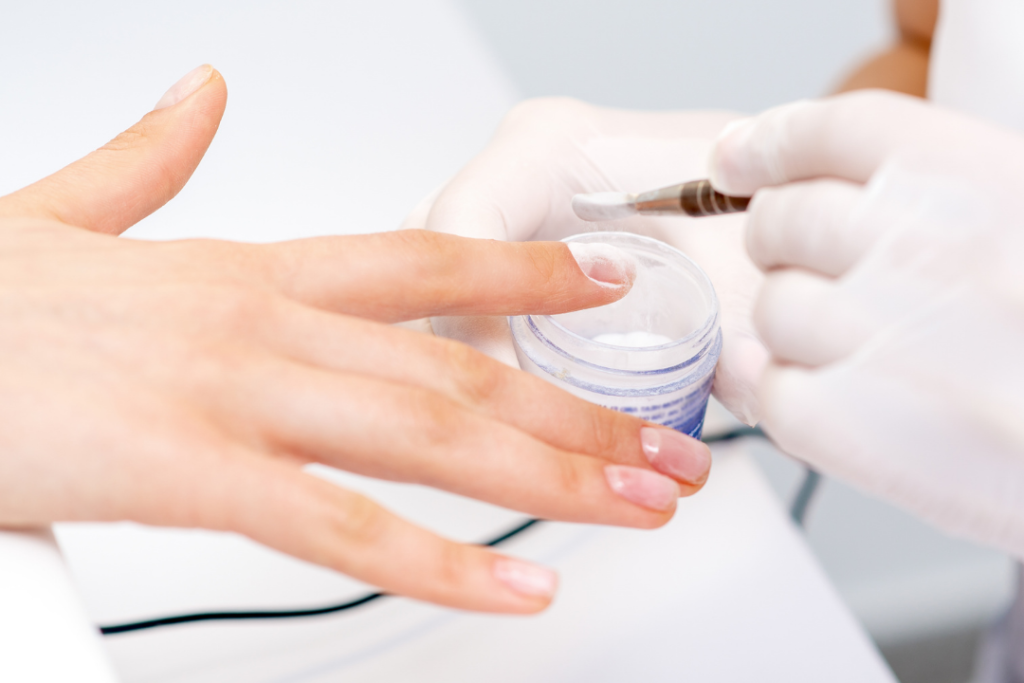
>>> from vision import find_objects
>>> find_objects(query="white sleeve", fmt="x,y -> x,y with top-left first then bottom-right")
0,528 -> 118,683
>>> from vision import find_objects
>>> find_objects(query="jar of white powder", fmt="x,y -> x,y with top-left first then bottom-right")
510,232 -> 721,438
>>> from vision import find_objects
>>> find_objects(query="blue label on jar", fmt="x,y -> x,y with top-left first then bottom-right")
601,370 -> 715,440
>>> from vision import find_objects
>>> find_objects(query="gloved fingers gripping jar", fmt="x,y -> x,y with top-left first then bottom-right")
510,232 -> 722,439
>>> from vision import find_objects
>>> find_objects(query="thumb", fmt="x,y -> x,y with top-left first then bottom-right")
0,65 -> 227,235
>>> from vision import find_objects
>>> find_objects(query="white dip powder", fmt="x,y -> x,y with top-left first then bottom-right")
571,192 -> 637,222
592,331 -> 674,348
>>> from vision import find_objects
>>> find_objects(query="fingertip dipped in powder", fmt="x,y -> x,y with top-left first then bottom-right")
567,241 -> 638,289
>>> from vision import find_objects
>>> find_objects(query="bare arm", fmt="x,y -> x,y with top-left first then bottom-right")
835,0 -> 939,96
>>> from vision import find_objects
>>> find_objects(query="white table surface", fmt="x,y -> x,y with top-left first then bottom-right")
49,445 -> 894,683
0,529 -> 118,682
0,1 -> 896,681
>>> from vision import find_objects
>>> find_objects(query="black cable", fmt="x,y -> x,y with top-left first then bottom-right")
790,468 -> 822,526
100,427 -> 816,637
701,425 -> 765,444
99,518 -> 542,636
100,591 -> 389,636
702,425 -> 821,527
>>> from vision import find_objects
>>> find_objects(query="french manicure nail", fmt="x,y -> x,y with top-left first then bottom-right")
640,426 -> 712,484
153,64 -> 214,111
567,242 -> 638,289
604,465 -> 679,511
493,558 -> 558,598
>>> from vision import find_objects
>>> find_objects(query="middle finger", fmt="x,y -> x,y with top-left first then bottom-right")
259,300 -> 712,491
220,355 -> 683,528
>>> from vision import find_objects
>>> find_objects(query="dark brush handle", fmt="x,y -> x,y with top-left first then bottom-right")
636,179 -> 750,217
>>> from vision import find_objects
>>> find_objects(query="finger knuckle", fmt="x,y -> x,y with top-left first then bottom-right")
394,230 -> 485,305
207,285 -> 267,327
99,121 -> 152,153
554,455 -> 587,498
172,284 -> 277,347
407,390 -> 463,451
188,240 -> 269,283
587,407 -> 633,458
434,541 -> 473,592
389,227 -> 444,251
387,229 -> 454,279
441,339 -> 506,404
332,490 -> 387,549
524,243 -> 561,287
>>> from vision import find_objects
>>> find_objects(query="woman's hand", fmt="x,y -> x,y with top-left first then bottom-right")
0,67 -> 713,613
709,90 -> 1024,555
403,98 -> 769,425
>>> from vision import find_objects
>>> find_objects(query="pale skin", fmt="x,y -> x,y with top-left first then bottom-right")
2,0 -> 938,616
0,66 -> 715,614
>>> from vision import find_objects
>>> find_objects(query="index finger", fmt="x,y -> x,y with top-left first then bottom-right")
255,230 -> 637,322
708,90 -> 962,196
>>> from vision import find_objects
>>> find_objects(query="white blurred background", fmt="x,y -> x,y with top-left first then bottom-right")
0,2 -> 1012,681
457,0 -> 887,111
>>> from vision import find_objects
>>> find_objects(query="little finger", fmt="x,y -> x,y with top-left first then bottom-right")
206,456 -> 559,613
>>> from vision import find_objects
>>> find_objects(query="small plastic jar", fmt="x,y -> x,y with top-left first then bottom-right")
510,232 -> 721,438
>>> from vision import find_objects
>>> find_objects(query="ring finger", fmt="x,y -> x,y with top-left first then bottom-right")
217,354 -> 682,529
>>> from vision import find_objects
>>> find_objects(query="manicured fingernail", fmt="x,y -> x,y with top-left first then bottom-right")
493,558 -> 558,598
567,242 -> 637,289
153,65 -> 214,111
640,427 -> 711,484
604,465 -> 679,511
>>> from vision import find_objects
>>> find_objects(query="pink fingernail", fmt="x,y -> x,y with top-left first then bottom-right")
604,465 -> 679,511
567,242 -> 637,289
153,64 -> 213,111
493,558 -> 558,598
640,427 -> 712,484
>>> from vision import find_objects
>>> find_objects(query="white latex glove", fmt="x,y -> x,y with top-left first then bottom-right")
402,99 -> 768,425
710,90 -> 1024,556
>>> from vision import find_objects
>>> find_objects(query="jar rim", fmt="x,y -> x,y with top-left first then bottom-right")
546,231 -> 719,353
520,312 -> 720,377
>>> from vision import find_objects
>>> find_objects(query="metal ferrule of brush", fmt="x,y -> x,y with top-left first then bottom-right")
634,180 -> 751,217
